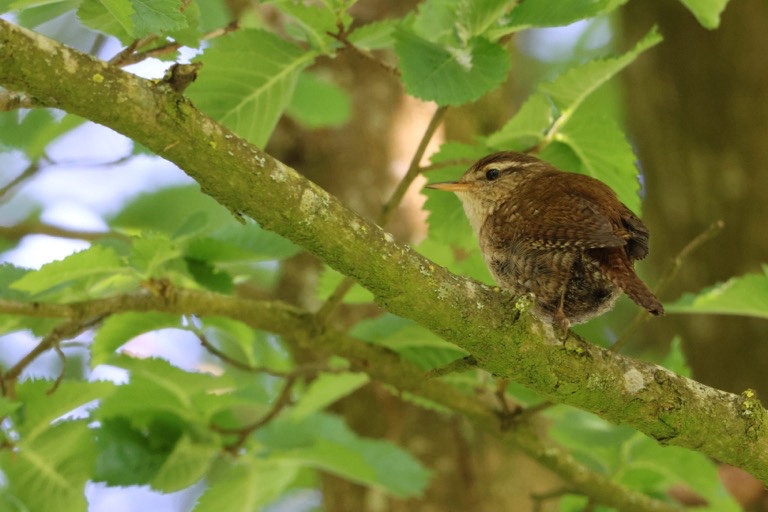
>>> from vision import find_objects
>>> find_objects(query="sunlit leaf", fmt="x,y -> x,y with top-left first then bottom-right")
15,380 -> 116,440
150,434 -> 219,492
266,0 -> 346,51
291,372 -> 369,419
91,312 -> 183,367
78,0 -> 133,41
9,245 -> 127,297
1,420 -> 94,512
498,0 -> 628,34
348,19 -> 396,50
485,91 -> 554,150
258,413 -> 431,497
678,0 -> 730,29
188,29 -> 316,147
540,26 -> 662,113
666,269 -> 768,319
194,457 -> 299,512
287,71 -> 351,129
660,337 -> 691,378
394,29 -> 510,106
556,111 -> 641,214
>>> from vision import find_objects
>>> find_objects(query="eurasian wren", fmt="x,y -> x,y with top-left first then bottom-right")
428,151 -> 663,332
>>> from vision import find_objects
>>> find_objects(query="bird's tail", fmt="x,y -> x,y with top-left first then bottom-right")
602,250 -> 664,315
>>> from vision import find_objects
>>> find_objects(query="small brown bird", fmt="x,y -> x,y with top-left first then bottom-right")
428,151 -> 663,332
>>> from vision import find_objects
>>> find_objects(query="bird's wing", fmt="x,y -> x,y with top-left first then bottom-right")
489,174 -> 650,257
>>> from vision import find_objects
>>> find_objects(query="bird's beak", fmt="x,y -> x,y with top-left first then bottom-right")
426,181 -> 473,192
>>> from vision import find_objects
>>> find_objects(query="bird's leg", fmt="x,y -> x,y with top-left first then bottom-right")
553,262 -> 574,335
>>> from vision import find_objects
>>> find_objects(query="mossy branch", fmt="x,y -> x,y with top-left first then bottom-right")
1,19 -> 766,484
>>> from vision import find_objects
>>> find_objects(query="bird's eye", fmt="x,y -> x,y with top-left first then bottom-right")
485,168 -> 500,181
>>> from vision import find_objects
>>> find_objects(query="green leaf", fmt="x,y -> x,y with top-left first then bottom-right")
679,0 -> 730,29
166,0 -> 201,47
131,0 -> 187,37
0,265 -> 65,335
6,0 -> 69,10
460,0 -> 517,39
556,111 -> 641,214
423,142 -> 489,248
193,0 -> 228,32
1,420 -> 94,512
111,186 -> 234,234
621,433 -> 741,511
78,0 -> 134,41
352,314 -> 467,356
666,268 -> 768,319
660,337 -> 691,378
485,91 -> 554,150
0,263 -> 31,300
14,380 -> 115,440
355,312 -> 472,371
150,434 -> 219,492
394,29 -> 510,106
410,0 -> 459,43
185,222 -> 300,263
316,267 -> 374,304
348,19 -> 396,50
267,0 -> 345,51
499,0 -> 628,33
258,413 -> 430,497
194,457 -> 299,512
9,245 -> 131,299
185,258 -> 234,293
0,396 -> 19,417
94,417 -> 175,486
188,29 -> 316,147
97,356 -> 225,423
16,1 -> 80,29
539,26 -> 662,113
286,71 -> 352,129
0,111 -> 85,159
91,312 -> 182,367
200,317 -> 292,373
291,372 -> 369,419
548,408 -> 634,472
129,232 -> 183,277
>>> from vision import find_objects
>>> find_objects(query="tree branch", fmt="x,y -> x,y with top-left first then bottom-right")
0,19 -> 766,485
0,291 -> 681,512
0,220 -> 130,242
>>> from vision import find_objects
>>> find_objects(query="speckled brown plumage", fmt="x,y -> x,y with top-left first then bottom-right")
428,151 -> 663,331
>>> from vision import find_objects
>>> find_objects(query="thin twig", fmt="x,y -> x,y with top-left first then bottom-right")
109,21 -> 239,67
47,343 -> 67,395
612,220 -> 724,352
0,315 -> 105,397
197,330 -> 295,376
380,105 -> 449,225
314,106 -> 448,323
0,159 -> 42,200
213,374 -> 298,452
49,153 -> 135,169
426,355 -> 478,378
0,220 -> 131,242
196,329 -> 347,378
328,23 -> 400,77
